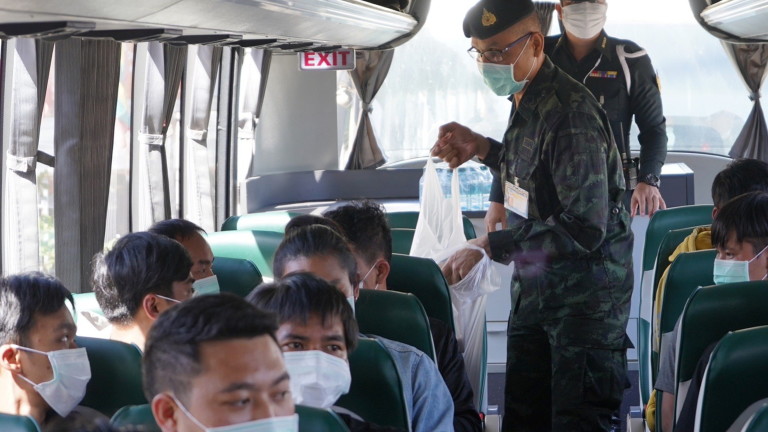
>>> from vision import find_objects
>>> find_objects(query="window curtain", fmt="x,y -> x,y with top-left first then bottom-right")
183,45 -> 221,232
139,42 -> 187,223
724,42 -> 768,162
534,1 -> 557,34
341,50 -> 394,170
241,49 -> 272,182
3,38 -> 53,273
54,38 -> 121,293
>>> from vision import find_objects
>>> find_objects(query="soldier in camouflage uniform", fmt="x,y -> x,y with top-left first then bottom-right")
433,0 -> 634,430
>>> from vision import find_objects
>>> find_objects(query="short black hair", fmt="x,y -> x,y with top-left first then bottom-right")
284,214 -> 344,236
712,191 -> 768,253
324,200 -> 392,265
0,273 -> 74,346
273,225 -> 358,287
92,232 -> 192,326
711,159 -> 768,208
143,293 -> 279,402
148,218 -> 206,241
247,273 -> 358,352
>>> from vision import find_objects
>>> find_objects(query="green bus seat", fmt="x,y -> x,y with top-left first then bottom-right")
220,211 -> 303,232
391,228 -> 416,255
637,204 -> 714,406
76,336 -> 146,417
654,250 -> 716,381
211,256 -> 264,297
111,404 -> 159,431
386,211 -> 477,240
388,253 -> 454,330
296,405 -> 350,432
336,338 -> 409,431
743,402 -> 768,432
675,281 -> 768,425
355,289 -> 435,361
652,226 -> 708,300
0,414 -> 40,432
696,326 -> 768,432
206,230 -> 284,279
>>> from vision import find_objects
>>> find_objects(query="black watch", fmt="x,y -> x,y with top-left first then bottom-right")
639,173 -> 660,188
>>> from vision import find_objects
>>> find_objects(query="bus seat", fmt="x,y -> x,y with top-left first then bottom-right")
637,204 -> 714,406
336,338 -> 409,431
675,281 -> 768,425
652,226 -> 707,300
653,250 -> 716,381
388,253 -> 454,330
386,211 -> 477,240
0,414 -> 41,432
694,325 -> 768,432
220,211 -> 302,232
742,401 -> 768,432
355,289 -> 435,361
296,405 -> 350,431
205,230 -> 284,279
110,404 -> 159,431
391,228 -> 416,255
76,336 -> 146,417
211,256 -> 264,297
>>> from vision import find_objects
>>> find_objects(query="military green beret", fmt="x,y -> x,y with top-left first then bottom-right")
463,0 -> 535,39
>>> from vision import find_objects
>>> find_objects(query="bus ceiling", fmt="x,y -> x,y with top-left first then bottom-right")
691,0 -> 768,42
0,0 -> 430,49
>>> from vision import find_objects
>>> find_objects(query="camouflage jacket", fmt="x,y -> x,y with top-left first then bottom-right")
483,57 -> 633,317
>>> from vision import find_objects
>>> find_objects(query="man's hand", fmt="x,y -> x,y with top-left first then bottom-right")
431,122 -> 489,169
441,236 -> 490,284
631,183 -> 666,217
485,201 -> 507,233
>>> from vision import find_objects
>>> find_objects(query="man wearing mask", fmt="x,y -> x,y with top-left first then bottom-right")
485,0 -> 668,232
144,293 -> 297,432
0,273 -> 105,430
434,0 -> 634,430
248,272 -> 404,432
149,219 -> 219,296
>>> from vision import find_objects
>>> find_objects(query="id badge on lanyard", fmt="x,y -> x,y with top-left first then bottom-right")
504,178 -> 529,219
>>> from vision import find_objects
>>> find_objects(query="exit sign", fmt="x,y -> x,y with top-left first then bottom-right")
299,49 -> 355,71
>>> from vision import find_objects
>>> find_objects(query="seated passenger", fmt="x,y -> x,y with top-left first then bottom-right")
273,224 -> 454,432
91,232 -> 194,350
143,293 -> 297,432
149,219 -> 219,295
651,159 -> 768,432
0,273 -> 106,430
655,191 -> 768,432
247,272 -> 404,432
325,200 -> 482,432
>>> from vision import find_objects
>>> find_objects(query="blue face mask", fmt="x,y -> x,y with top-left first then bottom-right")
713,245 -> 768,285
477,36 -> 535,96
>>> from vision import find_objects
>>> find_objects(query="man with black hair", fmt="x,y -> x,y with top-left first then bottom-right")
273,223 -> 454,432
0,273 -> 105,430
325,200 -> 482,432
143,293 -> 297,432
92,232 -> 194,350
656,191 -> 768,432
651,159 -> 768,432
247,272 -> 404,432
149,219 -> 218,295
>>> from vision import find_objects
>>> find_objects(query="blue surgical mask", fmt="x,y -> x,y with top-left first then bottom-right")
174,396 -> 299,432
193,274 -> 220,296
713,245 -> 768,285
477,36 -> 535,96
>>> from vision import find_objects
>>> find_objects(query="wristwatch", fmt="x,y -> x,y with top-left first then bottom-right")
639,173 -> 660,188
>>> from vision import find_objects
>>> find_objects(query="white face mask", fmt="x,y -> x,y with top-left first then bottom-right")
358,263 -> 378,291
713,245 -> 768,285
562,2 -> 607,39
283,350 -> 351,409
193,274 -> 220,296
346,296 -> 355,316
156,295 -> 181,304
175,396 -> 299,432
14,346 -> 91,417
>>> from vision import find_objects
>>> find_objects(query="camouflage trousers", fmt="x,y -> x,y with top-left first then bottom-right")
501,262 -> 632,432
